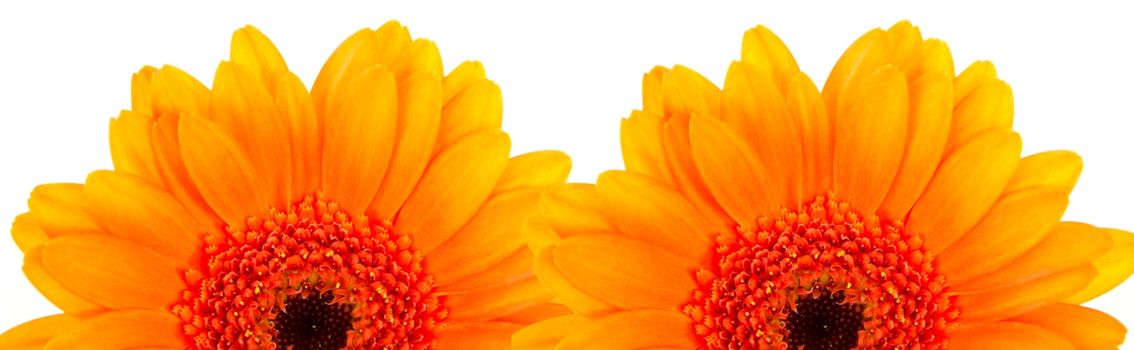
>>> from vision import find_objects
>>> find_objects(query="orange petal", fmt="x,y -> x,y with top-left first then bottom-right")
495,302 -> 571,325
947,79 -> 1013,152
85,170 -> 206,262
178,114 -> 269,227
740,25 -> 800,92
907,129 -> 1021,251
786,73 -> 832,200
230,25 -> 288,90
11,214 -> 47,252
832,65 -> 909,214
512,315 -> 589,350
439,247 -> 534,293
898,37 -> 954,83
395,130 -> 510,253
1065,228 -> 1134,303
659,65 -> 720,117
430,188 -> 541,286
937,187 -> 1068,283
442,61 -> 486,105
556,310 -> 697,349
1008,303 -> 1126,350
822,28 -> 888,115
554,234 -> 696,311
1005,151 -> 1082,194
641,66 -> 668,115
689,115 -> 782,230
0,314 -> 78,349
523,218 -> 562,254
954,265 -> 1096,322
388,39 -> 442,82
23,246 -> 104,316
494,151 -> 571,193
434,321 -> 521,350
275,72 -> 321,197
148,65 -> 209,118
26,183 -> 102,238
310,27 -> 380,116
596,170 -> 713,262
372,71 -> 442,219
952,222 -> 1112,293
537,183 -> 616,236
152,115 -> 219,226
531,245 -> 616,317
953,61 -> 999,106
321,65 -> 398,214
444,277 -> 550,322
436,79 -> 502,151
947,322 -> 1074,350
369,21 -> 413,78
621,110 -> 674,186
722,61 -> 802,208
43,309 -> 185,350
130,66 -> 156,115
661,113 -> 732,232
877,71 -> 952,219
108,110 -> 160,181
42,234 -> 187,311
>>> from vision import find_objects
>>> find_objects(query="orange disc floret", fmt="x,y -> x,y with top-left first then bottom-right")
173,194 -> 446,350
685,195 -> 958,350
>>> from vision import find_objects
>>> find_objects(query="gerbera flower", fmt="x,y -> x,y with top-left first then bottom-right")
516,21 -> 1132,349
0,21 -> 569,349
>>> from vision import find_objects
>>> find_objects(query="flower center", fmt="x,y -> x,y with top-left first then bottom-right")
174,194 -> 446,349
684,195 -> 957,349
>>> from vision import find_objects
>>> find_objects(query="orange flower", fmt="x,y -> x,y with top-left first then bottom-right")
517,21 -> 1132,349
0,22 -> 569,349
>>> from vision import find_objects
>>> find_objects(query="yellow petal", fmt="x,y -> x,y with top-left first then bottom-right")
954,265 -> 1096,322
641,66 -> 667,115
43,309 -> 185,350
740,25 -> 800,92
937,187 -> 1068,283
108,110 -> 160,181
537,183 -> 616,236
1065,228 -> 1134,303
660,65 -> 720,117
596,170 -> 713,262
442,60 -> 486,105
512,315 -> 589,350
621,110 -> 675,186
494,150 -> 571,193
85,171 -> 206,262
661,113 -> 732,232
556,310 -> 697,349
151,115 -> 220,227
952,222 -> 1112,293
230,25 -> 288,90
388,38 -> 443,82
321,65 -> 398,214
832,65 -> 909,214
275,72 -> 321,197
395,130 -> 510,253
1005,151 -> 1082,194
310,28 -> 379,116
11,214 -> 46,253
23,246 -> 104,316
1008,303 -> 1126,350
554,234 -> 696,311
148,65 -> 209,118
178,114 -> 269,227
785,73 -> 832,200
42,234 -> 187,311
434,321 -> 521,350
947,322 -> 1074,350
531,245 -> 616,317
822,28 -> 888,114
130,66 -> 156,115
0,314 -> 78,349
722,61 -> 802,207
444,277 -> 549,322
372,71 -> 443,219
430,188 -> 541,286
26,183 -> 102,238
877,71 -> 952,219
907,129 -> 1021,251
522,218 -> 561,254
953,61 -> 999,105
689,115 -> 781,230
437,79 -> 502,152
948,79 -> 1013,152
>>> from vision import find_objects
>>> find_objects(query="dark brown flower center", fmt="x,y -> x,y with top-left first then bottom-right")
274,293 -> 353,350
785,291 -> 865,350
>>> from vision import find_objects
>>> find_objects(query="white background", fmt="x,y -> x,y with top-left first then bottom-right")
0,1 -> 1131,344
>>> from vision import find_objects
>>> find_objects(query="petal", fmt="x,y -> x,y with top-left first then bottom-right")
1065,228 -> 1134,303
179,114 -> 269,227
512,315 -> 589,350
430,188 -> 541,286
371,71 -> 443,219
877,71 -> 952,219
11,214 -> 47,252
596,170 -> 713,262
42,234 -> 187,311
437,79 -> 502,151
442,61 -> 486,105
952,222 -> 1112,293
130,66 -> 156,114
531,245 -> 616,317
722,61 -> 802,207
275,72 -> 321,197
439,247 -> 534,293
395,130 -> 510,254
1005,151 -> 1082,194
444,277 -> 550,322
1009,303 -> 1126,350
621,110 -> 674,186
435,321 -> 521,350
786,74 -> 832,200
321,65 -> 398,214
641,66 -> 667,115
740,25 -> 800,92
947,322 -> 1074,350
937,187 -> 1068,283
0,314 -> 78,349
23,246 -> 104,316
690,115 -> 783,229
152,115 -> 219,226
661,113 -> 732,232
388,38 -> 443,81
494,150 -> 571,193
822,28 -> 888,115
311,28 -> 380,115
230,25 -> 288,90
659,65 -> 720,117
954,265 -> 1096,322
832,65 -> 909,214
556,310 -> 698,349
522,218 -> 561,255
495,302 -> 571,325
537,183 -> 616,235
148,65 -> 209,118
554,234 -> 696,311
907,129 -> 1022,251
948,79 -> 1013,152
954,61 -> 999,105
108,110 -> 160,181
26,183 -> 102,238
85,170 -> 206,262
43,309 -> 185,350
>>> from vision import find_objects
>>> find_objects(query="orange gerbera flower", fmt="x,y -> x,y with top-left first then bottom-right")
517,21 -> 1132,349
0,22 -> 569,349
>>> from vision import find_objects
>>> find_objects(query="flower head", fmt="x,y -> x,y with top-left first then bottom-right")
517,21 -> 1132,349
0,21 -> 570,349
